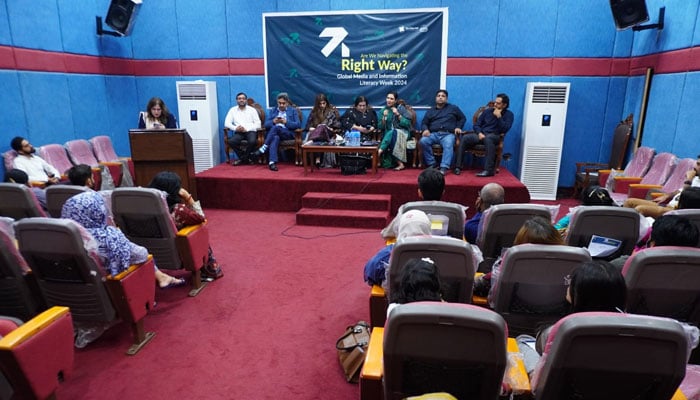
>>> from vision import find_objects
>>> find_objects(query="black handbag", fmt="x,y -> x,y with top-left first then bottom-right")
338,154 -> 370,175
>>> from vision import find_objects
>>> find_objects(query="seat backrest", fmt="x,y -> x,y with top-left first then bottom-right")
37,144 -> 74,177
476,204 -> 552,259
639,152 -> 676,185
665,209 -> 700,247
0,183 -> 48,219
388,236 -> 475,303
565,206 -> 640,259
0,218 -> 41,321
608,114 -> 633,169
384,302 -> 507,400
401,201 -> 466,239
14,218 -> 116,323
45,185 -> 92,218
89,135 -> 119,162
489,244 -> 591,336
64,139 -> 100,167
3,150 -> 18,172
622,246 -> 700,324
532,312 -> 688,400
662,158 -> 696,193
622,146 -> 654,177
111,187 -> 182,270
248,98 -> 266,125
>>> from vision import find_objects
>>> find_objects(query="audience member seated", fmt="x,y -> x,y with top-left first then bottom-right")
365,209 -> 432,288
61,191 -> 185,289
9,136 -> 59,185
516,260 -> 627,376
4,169 -> 47,211
473,216 -> 563,299
137,97 -> 177,129
148,171 -> 223,281
623,154 -> 700,218
554,185 -> 613,235
340,95 -> 378,142
386,257 -> 443,317
610,213 -> 700,270
464,182 -> 505,244
381,168 -> 464,240
377,90 -> 413,171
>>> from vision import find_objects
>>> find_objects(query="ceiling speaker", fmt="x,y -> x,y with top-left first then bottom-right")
610,0 -> 650,30
105,0 -> 141,36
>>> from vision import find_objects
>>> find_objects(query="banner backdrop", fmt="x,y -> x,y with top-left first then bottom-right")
263,8 -> 447,109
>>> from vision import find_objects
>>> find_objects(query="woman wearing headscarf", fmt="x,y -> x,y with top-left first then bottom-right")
61,190 -> 185,288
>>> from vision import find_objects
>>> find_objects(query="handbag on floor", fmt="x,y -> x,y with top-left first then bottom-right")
336,321 -> 370,383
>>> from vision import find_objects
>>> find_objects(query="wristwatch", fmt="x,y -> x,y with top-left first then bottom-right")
684,180 -> 692,185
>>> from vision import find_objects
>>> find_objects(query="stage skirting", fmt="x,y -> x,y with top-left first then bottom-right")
195,163 -> 531,218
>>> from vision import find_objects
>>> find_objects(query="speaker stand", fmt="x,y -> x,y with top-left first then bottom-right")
633,7 -> 665,31
95,16 -> 122,37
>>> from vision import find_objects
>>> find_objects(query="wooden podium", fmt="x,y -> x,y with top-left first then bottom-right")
129,129 -> 197,198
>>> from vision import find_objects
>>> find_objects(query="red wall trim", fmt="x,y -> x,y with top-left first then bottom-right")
1,45 -> 699,77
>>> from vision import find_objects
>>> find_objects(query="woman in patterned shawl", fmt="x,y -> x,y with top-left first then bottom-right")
61,190 -> 185,288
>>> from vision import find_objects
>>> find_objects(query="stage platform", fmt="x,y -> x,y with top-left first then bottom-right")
195,163 -> 531,218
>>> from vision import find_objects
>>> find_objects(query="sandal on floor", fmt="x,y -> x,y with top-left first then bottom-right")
393,165 -> 405,171
159,277 -> 186,289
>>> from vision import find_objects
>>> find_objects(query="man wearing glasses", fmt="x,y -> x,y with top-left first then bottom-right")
254,92 -> 301,171
454,93 -> 514,177
9,136 -> 60,185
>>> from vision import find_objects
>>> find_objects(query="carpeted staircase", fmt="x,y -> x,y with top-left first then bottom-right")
296,192 -> 391,229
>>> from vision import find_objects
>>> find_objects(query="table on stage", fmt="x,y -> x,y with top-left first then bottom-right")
301,144 -> 379,175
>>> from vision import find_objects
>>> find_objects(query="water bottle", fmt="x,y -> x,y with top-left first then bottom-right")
344,131 -> 350,145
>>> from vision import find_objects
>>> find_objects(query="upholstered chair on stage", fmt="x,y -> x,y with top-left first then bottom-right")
487,244 -> 591,336
111,187 -> 210,297
0,306 -> 74,400
361,302 -> 508,400
565,206 -> 640,260
0,183 -> 48,220
15,218 -> 156,355
530,312 -> 689,400
0,217 -> 43,322
369,236 -> 475,328
399,201 -> 466,240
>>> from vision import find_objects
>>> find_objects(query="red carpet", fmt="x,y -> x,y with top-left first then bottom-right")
57,210 -> 382,399
195,163 -> 531,218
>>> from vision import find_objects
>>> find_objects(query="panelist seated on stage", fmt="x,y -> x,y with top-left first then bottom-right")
340,95 -> 378,142
304,93 -> 340,168
138,96 -> 177,130
254,92 -> 301,172
9,136 -> 60,185
224,92 -> 262,166
418,89 -> 467,175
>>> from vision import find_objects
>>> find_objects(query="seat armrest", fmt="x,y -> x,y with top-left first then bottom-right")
628,184 -> 663,199
105,256 -> 156,323
506,338 -> 531,395
613,176 -> 642,193
176,223 -> 210,272
597,169 -> 619,188
360,327 -> 384,400
0,306 -> 71,350
369,285 -> 388,328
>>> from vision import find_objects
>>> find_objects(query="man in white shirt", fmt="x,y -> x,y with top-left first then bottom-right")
224,92 -> 261,165
10,136 -> 60,185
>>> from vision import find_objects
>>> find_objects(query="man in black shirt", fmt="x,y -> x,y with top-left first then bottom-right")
418,90 -> 466,175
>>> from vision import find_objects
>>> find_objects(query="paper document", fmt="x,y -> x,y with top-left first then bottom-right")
588,235 -> 622,258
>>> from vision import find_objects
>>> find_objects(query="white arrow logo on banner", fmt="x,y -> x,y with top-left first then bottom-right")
319,27 -> 349,58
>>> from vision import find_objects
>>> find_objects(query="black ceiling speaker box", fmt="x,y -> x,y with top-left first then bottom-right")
105,0 -> 141,36
610,0 -> 650,30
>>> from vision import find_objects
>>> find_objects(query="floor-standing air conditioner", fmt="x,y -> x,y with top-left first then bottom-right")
519,82 -> 570,200
176,81 -> 219,173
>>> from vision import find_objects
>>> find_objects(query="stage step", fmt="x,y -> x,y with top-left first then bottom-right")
296,208 -> 390,229
298,192 -> 391,229
301,192 -> 391,212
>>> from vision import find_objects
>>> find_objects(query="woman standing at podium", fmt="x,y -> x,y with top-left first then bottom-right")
138,97 -> 177,129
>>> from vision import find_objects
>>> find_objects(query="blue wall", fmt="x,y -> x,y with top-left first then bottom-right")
2,0 -> 699,187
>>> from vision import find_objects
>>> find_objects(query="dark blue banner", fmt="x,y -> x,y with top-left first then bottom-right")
263,9 -> 447,109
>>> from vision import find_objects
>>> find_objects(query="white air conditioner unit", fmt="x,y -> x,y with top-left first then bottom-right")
176,81 -> 219,173
519,82 -> 570,200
